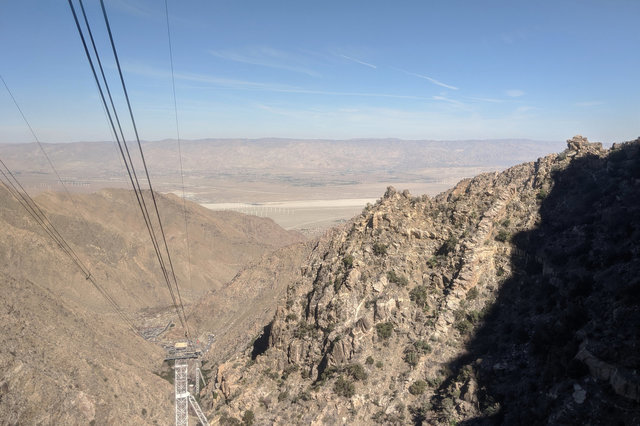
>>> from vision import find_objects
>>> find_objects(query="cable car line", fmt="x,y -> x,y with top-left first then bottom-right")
69,0 -> 190,339
164,0 -> 193,336
0,158 -> 139,335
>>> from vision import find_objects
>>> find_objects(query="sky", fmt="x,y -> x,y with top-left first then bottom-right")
0,0 -> 639,144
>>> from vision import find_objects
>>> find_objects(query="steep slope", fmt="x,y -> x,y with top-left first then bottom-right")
0,271 -> 172,424
0,187 -> 303,315
0,186 -> 304,424
203,136 -> 640,425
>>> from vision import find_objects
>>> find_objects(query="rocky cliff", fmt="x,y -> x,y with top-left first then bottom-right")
205,136 -> 640,425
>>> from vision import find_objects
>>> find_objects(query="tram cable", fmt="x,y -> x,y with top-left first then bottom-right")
69,0 -> 191,339
0,158 -> 139,335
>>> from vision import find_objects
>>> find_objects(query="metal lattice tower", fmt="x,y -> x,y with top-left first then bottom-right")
175,359 -> 189,426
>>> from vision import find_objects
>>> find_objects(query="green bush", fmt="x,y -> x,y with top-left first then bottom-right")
413,340 -> 432,353
495,229 -> 510,242
366,356 -> 374,365
387,270 -> 409,286
437,235 -> 458,256
334,376 -> 355,398
285,313 -> 298,322
404,350 -> 420,367
242,410 -> 255,426
409,285 -> 429,309
536,188 -> 548,200
501,218 -> 511,227
373,243 -> 388,256
408,380 -> 427,395
465,287 -> 479,300
346,363 -> 368,381
376,322 -> 394,340
342,254 -> 354,268
427,256 -> 438,268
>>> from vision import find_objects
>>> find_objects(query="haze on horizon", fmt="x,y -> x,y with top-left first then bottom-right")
1,0 -> 639,145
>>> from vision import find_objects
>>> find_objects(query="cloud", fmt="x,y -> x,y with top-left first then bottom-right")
209,47 -> 321,77
575,101 -> 603,107
506,89 -> 525,97
465,96 -> 504,103
122,62 -> 439,101
339,54 -> 377,69
395,68 -> 459,90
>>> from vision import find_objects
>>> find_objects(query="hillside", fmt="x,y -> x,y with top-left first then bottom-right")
0,186 -> 303,424
0,187 -> 303,315
202,136 -> 640,425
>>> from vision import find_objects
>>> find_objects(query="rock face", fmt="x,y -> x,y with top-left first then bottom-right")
204,136 -> 640,425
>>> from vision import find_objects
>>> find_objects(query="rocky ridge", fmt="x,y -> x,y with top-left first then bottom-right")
203,136 -> 640,425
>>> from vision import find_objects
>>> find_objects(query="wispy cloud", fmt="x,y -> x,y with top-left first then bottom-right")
395,68 -> 459,90
122,62 -> 441,101
432,95 -> 466,107
209,47 -> 321,77
506,89 -> 525,97
339,54 -> 377,69
575,101 -> 603,107
465,96 -> 504,103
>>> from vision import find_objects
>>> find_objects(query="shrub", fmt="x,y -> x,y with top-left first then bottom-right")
375,360 -> 384,369
242,410 -> 254,426
366,356 -> 374,365
409,285 -> 428,309
455,319 -> 473,335
404,350 -> 420,367
346,363 -> 368,381
501,218 -> 511,227
376,322 -> 394,340
334,376 -> 355,398
414,340 -> 432,353
387,270 -> 409,286
294,321 -> 316,338
536,188 -> 548,200
373,243 -> 388,256
437,235 -> 458,256
427,256 -> 438,268
465,287 -> 479,300
285,313 -> 298,322
495,229 -> 510,242
408,380 -> 427,395
342,254 -> 354,268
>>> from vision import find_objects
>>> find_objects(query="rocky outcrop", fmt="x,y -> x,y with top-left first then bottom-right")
205,136 -> 640,425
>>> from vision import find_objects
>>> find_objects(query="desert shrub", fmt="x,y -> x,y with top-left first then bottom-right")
342,254 -> 354,268
408,380 -> 427,395
536,188 -> 548,200
373,243 -> 388,256
376,322 -> 394,340
278,391 -> 289,402
242,410 -> 254,426
466,287 -> 479,300
409,285 -> 429,309
404,350 -> 420,367
294,321 -> 316,338
366,356 -> 374,365
437,235 -> 458,256
495,229 -> 510,242
334,376 -> 355,398
387,270 -> 409,286
427,256 -> 438,268
346,363 -> 368,381
375,360 -> 384,369
285,313 -> 297,322
282,364 -> 299,379
414,340 -> 432,354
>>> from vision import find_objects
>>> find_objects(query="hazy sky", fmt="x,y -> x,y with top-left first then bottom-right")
1,0 -> 638,143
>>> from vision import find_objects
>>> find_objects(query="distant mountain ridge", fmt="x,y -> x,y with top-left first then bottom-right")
0,138 -> 565,178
